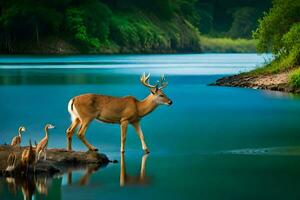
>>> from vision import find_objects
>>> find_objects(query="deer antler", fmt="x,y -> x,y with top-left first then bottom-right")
159,74 -> 168,89
140,73 -> 158,89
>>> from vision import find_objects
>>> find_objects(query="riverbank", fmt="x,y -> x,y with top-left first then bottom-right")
211,69 -> 300,94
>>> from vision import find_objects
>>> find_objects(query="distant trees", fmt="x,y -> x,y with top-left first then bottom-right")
197,0 -> 270,38
0,0 -> 63,52
0,0 -> 203,53
0,0 -> 273,53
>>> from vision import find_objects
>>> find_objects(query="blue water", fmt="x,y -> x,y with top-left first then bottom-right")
1,53 -> 300,200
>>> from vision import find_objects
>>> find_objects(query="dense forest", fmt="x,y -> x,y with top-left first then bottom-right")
0,0 -> 271,54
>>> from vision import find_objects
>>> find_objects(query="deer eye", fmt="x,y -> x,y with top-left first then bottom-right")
159,94 -> 164,97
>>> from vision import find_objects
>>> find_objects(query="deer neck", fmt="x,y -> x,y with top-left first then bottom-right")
137,94 -> 158,117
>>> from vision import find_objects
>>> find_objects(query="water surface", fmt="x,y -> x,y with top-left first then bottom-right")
1,53 -> 300,200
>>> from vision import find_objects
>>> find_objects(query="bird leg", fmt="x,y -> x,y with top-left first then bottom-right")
44,150 -> 47,161
37,151 -> 42,161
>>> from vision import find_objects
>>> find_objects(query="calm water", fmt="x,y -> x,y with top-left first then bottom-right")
1,54 -> 300,200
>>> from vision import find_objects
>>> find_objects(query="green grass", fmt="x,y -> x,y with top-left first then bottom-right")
200,36 -> 257,53
247,47 -> 300,76
289,67 -> 300,89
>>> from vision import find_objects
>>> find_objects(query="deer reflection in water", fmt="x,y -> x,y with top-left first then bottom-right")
67,164 -> 101,186
120,153 -> 150,187
67,153 -> 150,187
3,154 -> 150,199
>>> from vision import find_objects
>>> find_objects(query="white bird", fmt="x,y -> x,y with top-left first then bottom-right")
11,126 -> 26,147
36,124 -> 55,161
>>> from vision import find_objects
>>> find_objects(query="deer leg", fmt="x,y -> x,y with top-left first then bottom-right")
132,122 -> 149,154
120,121 -> 128,153
66,118 -> 80,151
77,122 -> 98,151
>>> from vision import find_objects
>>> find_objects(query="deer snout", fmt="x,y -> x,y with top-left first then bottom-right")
168,100 -> 173,105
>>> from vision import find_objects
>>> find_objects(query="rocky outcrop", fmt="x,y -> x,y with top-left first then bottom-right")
210,71 -> 300,93
0,145 -> 109,177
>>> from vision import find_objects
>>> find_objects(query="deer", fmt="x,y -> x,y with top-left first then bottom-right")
66,73 -> 172,153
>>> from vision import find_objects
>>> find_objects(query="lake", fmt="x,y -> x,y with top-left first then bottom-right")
1,53 -> 300,200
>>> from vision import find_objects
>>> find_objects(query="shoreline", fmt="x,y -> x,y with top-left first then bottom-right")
210,71 -> 300,94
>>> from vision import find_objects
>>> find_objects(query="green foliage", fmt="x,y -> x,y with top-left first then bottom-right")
250,0 -> 300,90
228,7 -> 260,39
253,0 -> 300,54
66,8 -> 99,49
65,1 -> 111,50
289,68 -> 300,89
109,13 -> 201,53
0,0 -> 270,53
200,36 -> 257,53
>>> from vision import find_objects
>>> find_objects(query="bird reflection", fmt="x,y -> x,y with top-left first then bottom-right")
35,176 -> 49,195
120,153 -> 150,187
6,177 -> 17,194
4,174 -> 49,200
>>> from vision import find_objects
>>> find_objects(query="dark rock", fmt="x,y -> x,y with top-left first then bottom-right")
0,145 -> 109,177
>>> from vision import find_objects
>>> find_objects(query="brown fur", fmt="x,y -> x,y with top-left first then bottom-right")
66,75 -> 172,153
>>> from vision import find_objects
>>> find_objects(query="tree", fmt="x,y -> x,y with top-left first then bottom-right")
253,0 -> 300,55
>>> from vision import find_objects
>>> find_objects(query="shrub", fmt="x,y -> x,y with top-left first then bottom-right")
289,68 -> 300,89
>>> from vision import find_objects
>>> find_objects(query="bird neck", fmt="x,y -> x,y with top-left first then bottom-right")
44,127 -> 49,138
137,94 -> 159,117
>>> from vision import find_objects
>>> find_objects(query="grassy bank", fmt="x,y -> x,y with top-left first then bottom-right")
200,36 -> 257,53
239,0 -> 300,91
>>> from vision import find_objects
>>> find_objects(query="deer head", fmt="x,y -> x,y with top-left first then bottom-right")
140,73 -> 172,106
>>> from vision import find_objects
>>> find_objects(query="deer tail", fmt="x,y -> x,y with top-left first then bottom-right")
68,98 -> 79,122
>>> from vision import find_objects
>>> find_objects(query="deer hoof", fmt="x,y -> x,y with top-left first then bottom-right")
144,149 -> 150,154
